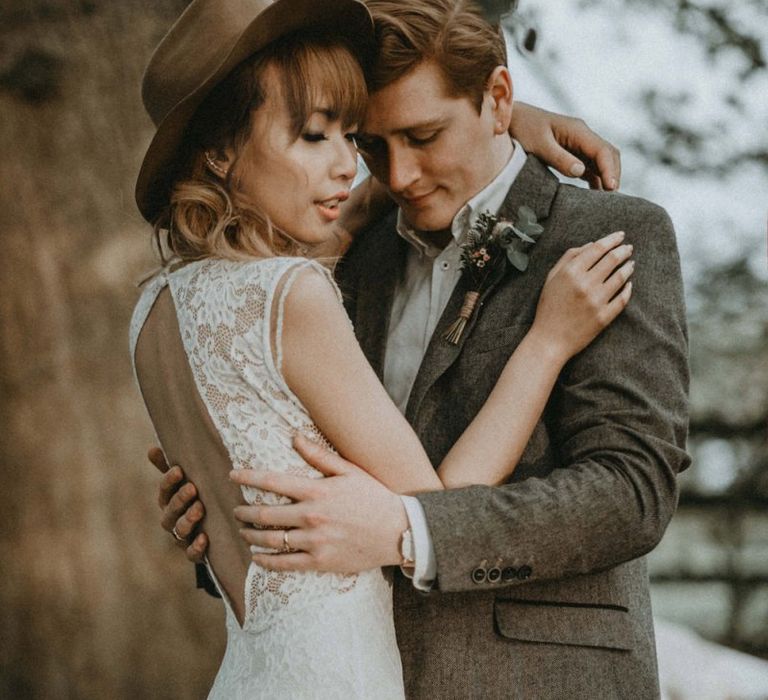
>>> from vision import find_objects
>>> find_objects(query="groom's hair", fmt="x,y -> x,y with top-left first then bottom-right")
364,0 -> 507,113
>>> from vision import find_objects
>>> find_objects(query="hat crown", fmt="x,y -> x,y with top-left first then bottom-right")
142,0 -> 272,127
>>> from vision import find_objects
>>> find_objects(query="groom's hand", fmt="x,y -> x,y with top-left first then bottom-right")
231,435 -> 408,573
148,447 -> 208,563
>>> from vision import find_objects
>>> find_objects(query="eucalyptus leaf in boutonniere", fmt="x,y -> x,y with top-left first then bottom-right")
443,205 -> 544,345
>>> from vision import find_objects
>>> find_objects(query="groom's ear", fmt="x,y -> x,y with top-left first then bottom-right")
485,66 -> 514,135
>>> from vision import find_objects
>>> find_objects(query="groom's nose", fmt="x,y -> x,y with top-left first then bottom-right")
387,143 -> 421,194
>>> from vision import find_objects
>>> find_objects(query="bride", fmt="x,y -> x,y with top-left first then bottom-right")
132,0 -> 632,697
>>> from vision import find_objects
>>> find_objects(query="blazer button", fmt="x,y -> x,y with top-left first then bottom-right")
471,566 -> 487,584
517,565 -> 532,580
487,567 -> 501,583
501,566 -> 517,582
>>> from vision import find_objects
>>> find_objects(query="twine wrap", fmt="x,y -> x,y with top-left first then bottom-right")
443,291 -> 480,345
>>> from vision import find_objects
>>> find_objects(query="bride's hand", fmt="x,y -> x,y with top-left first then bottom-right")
530,230 -> 634,363
510,103 -> 621,191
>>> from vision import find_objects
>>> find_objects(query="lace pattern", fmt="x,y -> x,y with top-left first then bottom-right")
173,258 -> 361,625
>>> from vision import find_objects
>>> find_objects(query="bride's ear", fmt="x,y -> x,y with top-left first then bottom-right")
204,149 -> 232,179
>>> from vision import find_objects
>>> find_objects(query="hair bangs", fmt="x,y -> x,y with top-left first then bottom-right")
274,38 -> 368,136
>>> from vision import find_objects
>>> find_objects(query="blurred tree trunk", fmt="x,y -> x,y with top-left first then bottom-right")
0,2 -> 225,697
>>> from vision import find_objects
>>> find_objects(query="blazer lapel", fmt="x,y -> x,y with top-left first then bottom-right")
405,155 -> 559,424
353,226 -> 408,381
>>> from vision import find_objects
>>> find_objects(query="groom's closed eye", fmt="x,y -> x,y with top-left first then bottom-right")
404,129 -> 441,146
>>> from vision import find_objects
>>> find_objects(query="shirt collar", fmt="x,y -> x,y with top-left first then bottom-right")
396,140 -> 528,257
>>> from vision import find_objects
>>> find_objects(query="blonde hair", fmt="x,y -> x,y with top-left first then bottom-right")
153,34 -> 368,263
365,0 -> 507,112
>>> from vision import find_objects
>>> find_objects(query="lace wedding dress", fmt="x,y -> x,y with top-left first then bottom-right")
130,257 -> 405,699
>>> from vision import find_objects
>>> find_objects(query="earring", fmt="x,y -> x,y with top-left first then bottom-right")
205,151 -> 226,177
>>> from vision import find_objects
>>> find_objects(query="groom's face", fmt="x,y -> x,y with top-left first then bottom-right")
357,60 -> 507,232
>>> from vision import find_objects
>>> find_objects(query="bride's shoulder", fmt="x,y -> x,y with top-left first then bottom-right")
174,255 -> 299,283
168,256 -> 340,307
281,262 -> 347,335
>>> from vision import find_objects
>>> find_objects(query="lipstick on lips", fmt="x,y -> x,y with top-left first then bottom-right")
316,191 -> 349,222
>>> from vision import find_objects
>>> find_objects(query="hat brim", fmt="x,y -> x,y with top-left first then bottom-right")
135,0 -> 375,223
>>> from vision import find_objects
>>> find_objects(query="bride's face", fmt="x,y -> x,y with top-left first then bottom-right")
234,65 -> 359,245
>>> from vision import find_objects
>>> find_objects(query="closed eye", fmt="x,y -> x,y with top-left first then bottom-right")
406,130 -> 440,146
302,132 -> 326,143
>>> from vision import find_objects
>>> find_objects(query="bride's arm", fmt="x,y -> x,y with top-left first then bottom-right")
510,103 -> 621,191
437,231 -> 633,487
281,268 -> 442,495
283,233 -> 633,495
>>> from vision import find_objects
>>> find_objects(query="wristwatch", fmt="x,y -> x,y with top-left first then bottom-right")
400,527 -> 415,568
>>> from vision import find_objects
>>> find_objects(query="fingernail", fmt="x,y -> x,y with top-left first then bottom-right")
609,178 -> 618,190
570,162 -> 585,177
613,230 -> 625,240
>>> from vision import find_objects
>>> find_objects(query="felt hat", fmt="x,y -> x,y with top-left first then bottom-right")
135,0 -> 375,222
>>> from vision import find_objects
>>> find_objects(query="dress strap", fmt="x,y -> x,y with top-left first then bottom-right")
128,270 -> 169,368
261,259 -> 342,407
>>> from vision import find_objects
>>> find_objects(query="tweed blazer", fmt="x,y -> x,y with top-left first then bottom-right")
337,155 -> 690,700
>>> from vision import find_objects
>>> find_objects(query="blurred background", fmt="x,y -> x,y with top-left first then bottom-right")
0,0 -> 766,697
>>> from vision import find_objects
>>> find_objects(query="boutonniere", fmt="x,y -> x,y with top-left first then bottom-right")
443,206 -> 544,345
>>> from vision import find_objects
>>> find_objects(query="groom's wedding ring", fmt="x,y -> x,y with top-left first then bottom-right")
282,529 -> 292,553
172,525 -> 185,543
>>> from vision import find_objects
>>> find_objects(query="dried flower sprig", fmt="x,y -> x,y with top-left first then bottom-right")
443,206 -> 543,344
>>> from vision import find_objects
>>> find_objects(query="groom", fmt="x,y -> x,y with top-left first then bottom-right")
158,1 -> 688,697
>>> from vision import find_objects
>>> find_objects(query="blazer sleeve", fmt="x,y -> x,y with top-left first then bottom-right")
416,200 -> 690,593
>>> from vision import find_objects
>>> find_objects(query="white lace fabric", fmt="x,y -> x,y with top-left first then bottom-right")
130,257 -> 404,699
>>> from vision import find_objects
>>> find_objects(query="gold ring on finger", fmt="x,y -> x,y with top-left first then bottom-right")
282,529 -> 291,553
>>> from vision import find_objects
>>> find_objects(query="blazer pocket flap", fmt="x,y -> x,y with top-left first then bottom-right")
494,598 -> 634,651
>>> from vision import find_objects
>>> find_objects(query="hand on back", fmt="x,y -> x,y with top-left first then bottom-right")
149,448 -> 208,564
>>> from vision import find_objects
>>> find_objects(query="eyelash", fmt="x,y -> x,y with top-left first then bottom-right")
302,132 -> 359,144
407,132 -> 439,146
